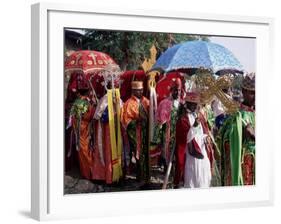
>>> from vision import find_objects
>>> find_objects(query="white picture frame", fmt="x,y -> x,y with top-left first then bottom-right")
31,2 -> 274,221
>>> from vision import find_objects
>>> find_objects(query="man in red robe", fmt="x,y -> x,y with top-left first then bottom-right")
174,92 -> 215,188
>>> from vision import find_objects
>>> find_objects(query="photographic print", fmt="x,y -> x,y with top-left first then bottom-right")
63,28 -> 256,194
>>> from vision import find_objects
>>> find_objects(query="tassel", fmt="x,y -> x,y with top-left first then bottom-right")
108,89 -> 122,182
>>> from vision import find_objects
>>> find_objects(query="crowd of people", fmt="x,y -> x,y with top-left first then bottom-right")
65,72 -> 255,190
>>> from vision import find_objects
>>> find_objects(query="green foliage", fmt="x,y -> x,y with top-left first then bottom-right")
70,98 -> 90,119
82,30 -> 208,70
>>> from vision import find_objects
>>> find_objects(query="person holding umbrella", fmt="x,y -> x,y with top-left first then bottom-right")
92,75 -> 123,184
174,91 -> 215,188
64,50 -> 120,173
151,78 -> 182,175
67,78 -> 96,180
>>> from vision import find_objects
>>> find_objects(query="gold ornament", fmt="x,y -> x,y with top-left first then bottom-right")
196,70 -> 239,114
89,53 -> 97,65
141,45 -> 159,89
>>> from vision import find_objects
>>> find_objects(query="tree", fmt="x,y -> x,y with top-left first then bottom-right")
82,30 -> 208,70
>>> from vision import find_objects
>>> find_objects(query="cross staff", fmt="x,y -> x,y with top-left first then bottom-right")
197,73 -> 239,114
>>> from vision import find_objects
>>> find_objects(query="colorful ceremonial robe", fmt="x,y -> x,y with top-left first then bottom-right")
121,95 -> 150,183
92,89 -> 123,184
200,104 -> 215,131
174,110 -> 214,187
69,96 -> 95,180
152,97 -> 180,164
219,103 -> 255,186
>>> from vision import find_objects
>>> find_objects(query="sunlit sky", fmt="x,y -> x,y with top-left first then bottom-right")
209,36 -> 256,73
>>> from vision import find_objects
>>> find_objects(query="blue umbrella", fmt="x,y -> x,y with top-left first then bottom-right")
151,40 -> 243,74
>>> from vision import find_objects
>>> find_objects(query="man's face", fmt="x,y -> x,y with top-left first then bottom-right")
185,101 -> 198,113
107,82 -> 112,90
171,88 -> 181,100
132,89 -> 143,99
242,88 -> 255,107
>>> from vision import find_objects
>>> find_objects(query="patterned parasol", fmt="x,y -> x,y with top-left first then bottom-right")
65,50 -> 122,101
151,40 -> 243,74
65,50 -> 120,74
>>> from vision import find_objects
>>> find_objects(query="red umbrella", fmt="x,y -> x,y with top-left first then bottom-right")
156,72 -> 185,104
119,70 -> 162,102
65,50 -> 119,74
119,70 -> 147,102
65,50 -> 122,101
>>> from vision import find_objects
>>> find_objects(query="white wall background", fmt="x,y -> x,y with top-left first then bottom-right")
0,0 -> 279,223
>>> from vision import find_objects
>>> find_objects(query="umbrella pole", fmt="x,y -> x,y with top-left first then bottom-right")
88,76 -> 99,104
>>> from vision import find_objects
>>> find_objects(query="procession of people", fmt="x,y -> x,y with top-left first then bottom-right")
64,41 -> 255,192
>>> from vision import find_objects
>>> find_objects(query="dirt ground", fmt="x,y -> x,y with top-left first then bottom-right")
64,164 -> 174,194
